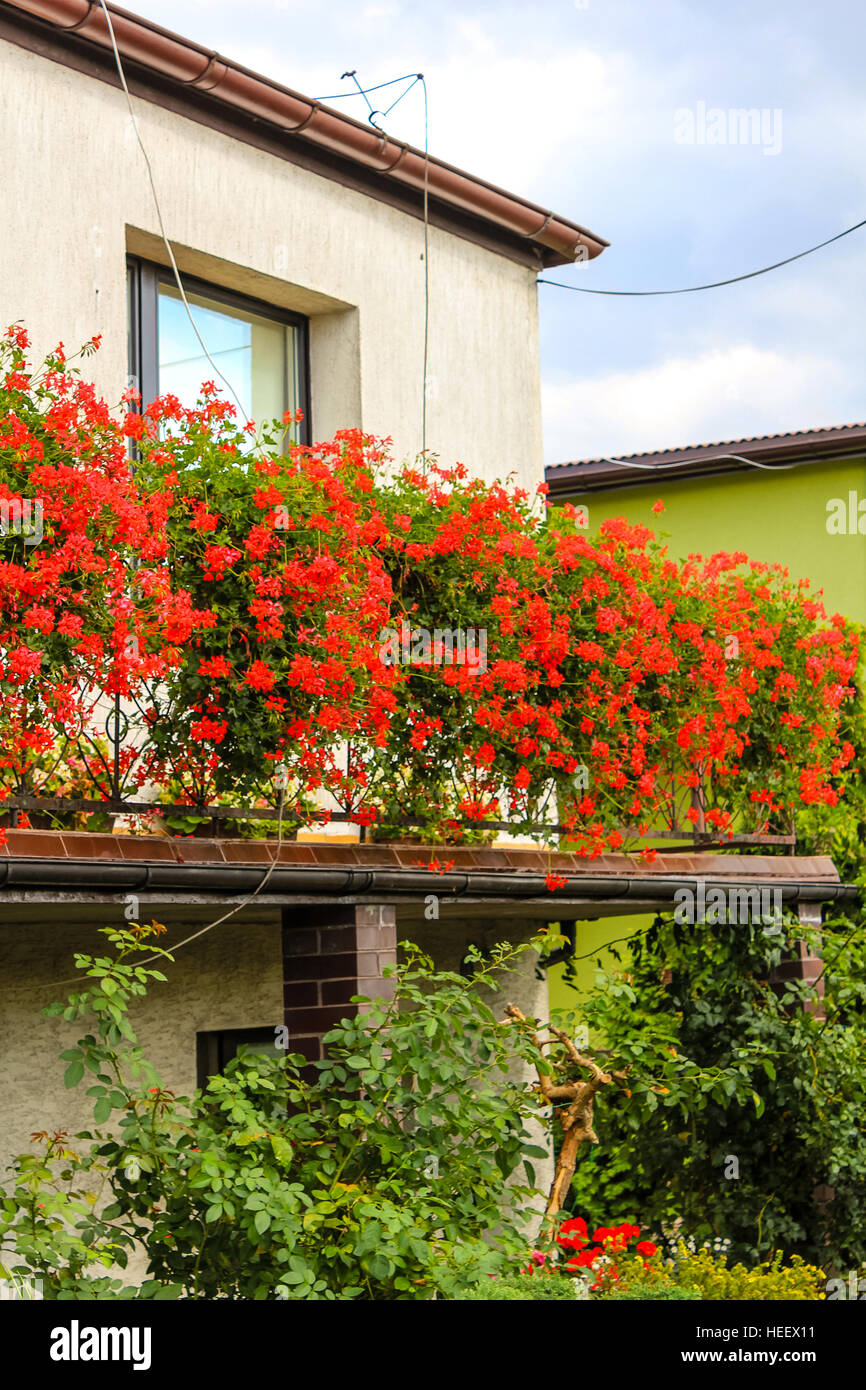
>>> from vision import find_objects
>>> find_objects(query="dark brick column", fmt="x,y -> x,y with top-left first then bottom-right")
768,902 -> 825,1018
281,904 -> 397,1063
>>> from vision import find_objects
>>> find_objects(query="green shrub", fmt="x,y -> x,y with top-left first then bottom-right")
0,926 -> 552,1300
584,1243 -> 823,1301
674,1247 -> 825,1301
566,661 -> 866,1271
600,1285 -> 699,1301
454,1274 -> 580,1301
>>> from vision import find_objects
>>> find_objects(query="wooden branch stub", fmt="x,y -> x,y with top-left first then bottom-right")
502,1002 -> 614,1220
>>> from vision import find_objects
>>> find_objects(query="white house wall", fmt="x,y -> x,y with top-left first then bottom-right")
0,38 -> 544,488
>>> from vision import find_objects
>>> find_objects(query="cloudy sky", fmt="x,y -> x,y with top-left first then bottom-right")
128,0 -> 866,463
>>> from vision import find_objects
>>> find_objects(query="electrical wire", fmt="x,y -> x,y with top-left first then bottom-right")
325,70 -> 424,133
134,789 -> 288,967
539,215 -> 866,297
420,75 -> 430,456
340,69 -> 375,117
317,67 -> 430,453
316,72 -> 425,101
597,451 -> 800,475
51,789 -> 289,986
97,0 -> 249,422
381,73 -> 424,121
43,3 -> 296,986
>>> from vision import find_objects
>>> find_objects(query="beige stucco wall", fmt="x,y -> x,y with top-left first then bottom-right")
0,906 -> 285,1171
0,901 -> 551,1245
0,38 -> 543,488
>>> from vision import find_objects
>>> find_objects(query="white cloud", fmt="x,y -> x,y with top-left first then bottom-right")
542,343 -> 857,463
414,45 -> 631,197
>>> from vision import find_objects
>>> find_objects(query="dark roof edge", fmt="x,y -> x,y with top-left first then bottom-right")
0,855 -> 858,909
0,0 -> 607,271
546,426 -> 866,495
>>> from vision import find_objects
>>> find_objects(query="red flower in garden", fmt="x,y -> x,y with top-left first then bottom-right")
242,660 -> 277,692
556,1216 -> 589,1250
201,544 -> 242,580
545,873 -> 569,891
23,605 -> 54,633
565,1247 -> 603,1270
7,647 -> 42,681
189,501 -> 220,532
0,326 -> 857,847
198,655 -> 232,680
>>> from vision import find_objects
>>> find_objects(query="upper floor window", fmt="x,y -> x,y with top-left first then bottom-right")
127,257 -> 310,443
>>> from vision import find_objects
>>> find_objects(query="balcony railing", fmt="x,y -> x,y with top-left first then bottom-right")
0,686 -> 797,851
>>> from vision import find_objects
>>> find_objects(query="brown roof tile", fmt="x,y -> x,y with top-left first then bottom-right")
0,830 -> 844,885
1,830 -> 68,858
548,421 -> 866,471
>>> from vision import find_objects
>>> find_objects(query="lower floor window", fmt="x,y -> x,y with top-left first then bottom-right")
196,1027 -> 283,1087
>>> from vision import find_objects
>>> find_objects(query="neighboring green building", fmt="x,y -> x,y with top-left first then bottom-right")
544,422 -> 866,1011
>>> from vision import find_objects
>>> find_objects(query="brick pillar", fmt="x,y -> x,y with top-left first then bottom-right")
768,901 -> 825,1018
281,903 -> 397,1064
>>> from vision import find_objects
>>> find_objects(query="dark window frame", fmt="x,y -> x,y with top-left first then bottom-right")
126,255 -> 311,442
196,1026 -> 282,1088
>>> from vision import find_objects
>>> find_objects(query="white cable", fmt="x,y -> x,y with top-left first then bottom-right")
598,451 -> 799,473
135,791 -> 288,966
96,0 -> 249,423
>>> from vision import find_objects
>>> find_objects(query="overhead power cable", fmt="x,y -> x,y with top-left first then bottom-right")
540,215 -> 866,297
329,67 -> 431,453
321,70 -> 424,132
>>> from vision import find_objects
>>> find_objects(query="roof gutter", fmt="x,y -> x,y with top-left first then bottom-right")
0,855 -> 858,908
3,0 -> 608,268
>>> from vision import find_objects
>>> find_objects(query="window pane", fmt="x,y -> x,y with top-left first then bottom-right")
157,283 -> 300,435
234,1039 -> 282,1063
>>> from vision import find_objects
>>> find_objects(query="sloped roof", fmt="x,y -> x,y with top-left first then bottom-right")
546,422 -> 866,494
1,0 -> 608,270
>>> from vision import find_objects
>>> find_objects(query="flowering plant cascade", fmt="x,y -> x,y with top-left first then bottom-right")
0,327 -> 858,852
0,329 -> 200,815
129,390 -> 398,815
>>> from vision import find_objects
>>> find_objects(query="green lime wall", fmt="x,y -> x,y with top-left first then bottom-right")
574,457 -> 866,623
548,455 -> 866,1014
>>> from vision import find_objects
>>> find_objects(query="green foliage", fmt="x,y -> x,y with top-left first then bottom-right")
599,1285 -> 700,1301
561,659 -> 866,1271
0,926 -> 549,1300
545,948 -> 768,1249
553,963 -> 764,1127
565,907 -> 866,1269
452,1273 -> 580,1301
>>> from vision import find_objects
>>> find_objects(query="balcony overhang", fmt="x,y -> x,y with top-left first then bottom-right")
0,831 -> 856,920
